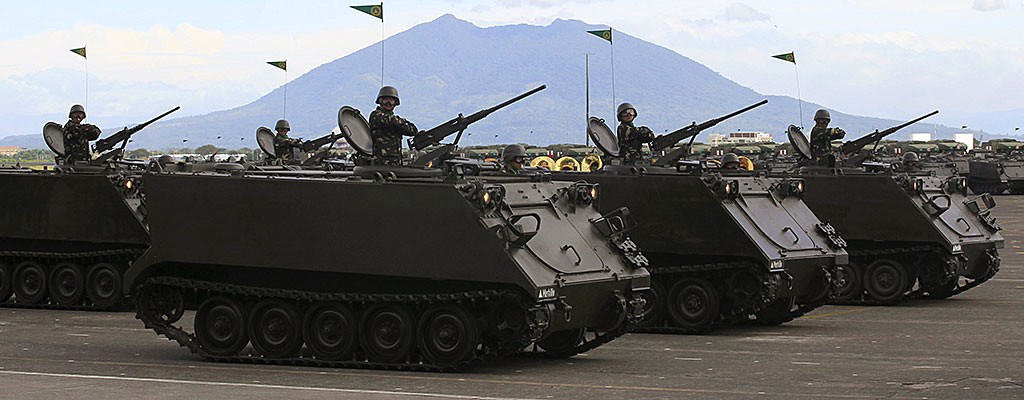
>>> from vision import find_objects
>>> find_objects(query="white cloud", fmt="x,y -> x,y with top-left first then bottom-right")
973,0 -> 1007,11
723,3 -> 770,22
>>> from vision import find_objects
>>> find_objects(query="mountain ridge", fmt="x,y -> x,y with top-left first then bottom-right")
1,14 -> 990,150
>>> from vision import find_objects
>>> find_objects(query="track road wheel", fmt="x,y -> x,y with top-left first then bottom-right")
536,328 -> 585,357
637,281 -> 666,327
49,263 -> 85,306
865,259 -> 909,305
666,278 -> 720,331
418,304 -> 479,365
360,304 -> 416,363
13,261 -> 47,304
0,262 -> 13,303
833,264 -> 863,303
249,299 -> 304,358
195,296 -> 249,356
137,284 -> 185,325
86,263 -> 122,308
304,303 -> 359,361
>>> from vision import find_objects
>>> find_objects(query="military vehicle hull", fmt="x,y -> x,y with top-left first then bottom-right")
0,168 -> 146,309
967,159 -> 1009,195
552,166 -> 847,333
127,169 -> 649,371
798,171 -> 1003,304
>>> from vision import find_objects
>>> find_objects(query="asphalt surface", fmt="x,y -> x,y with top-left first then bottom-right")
2,198 -> 1023,400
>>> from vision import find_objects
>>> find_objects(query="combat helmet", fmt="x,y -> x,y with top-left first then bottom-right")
903,151 -> 920,163
501,144 -> 527,163
376,86 -> 400,106
721,152 -> 740,168
617,102 -> 636,121
814,109 -> 831,121
69,104 -> 86,118
275,119 -> 290,132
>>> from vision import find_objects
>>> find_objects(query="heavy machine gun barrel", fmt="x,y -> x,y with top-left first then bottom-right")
93,106 -> 180,154
841,110 -> 939,155
300,132 -> 339,153
650,99 -> 768,152
410,85 -> 546,150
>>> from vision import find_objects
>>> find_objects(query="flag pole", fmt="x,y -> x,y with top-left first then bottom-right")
585,52 -> 591,147
793,63 -> 803,129
381,2 -> 385,87
284,64 -> 288,118
610,29 -> 616,122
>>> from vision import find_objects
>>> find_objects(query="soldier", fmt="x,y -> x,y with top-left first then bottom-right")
615,102 -> 655,165
63,104 -> 102,163
499,144 -> 527,175
369,86 -> 419,165
272,119 -> 302,161
720,152 -> 741,170
902,151 -> 921,173
809,109 -> 845,167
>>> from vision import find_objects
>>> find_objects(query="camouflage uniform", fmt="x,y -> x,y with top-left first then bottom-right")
617,122 -> 654,164
809,126 -> 845,167
273,133 -> 302,161
500,164 -> 521,175
369,106 -> 418,165
63,121 -> 102,163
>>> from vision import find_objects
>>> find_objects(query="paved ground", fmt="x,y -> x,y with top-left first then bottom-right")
2,197 -> 1023,400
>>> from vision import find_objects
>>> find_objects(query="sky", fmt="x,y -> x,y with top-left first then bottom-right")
1,0 -> 1021,137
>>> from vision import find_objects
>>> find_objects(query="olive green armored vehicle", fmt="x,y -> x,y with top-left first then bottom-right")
0,107 -> 177,310
550,101 -> 848,334
785,111 -> 1003,304
127,87 -> 650,372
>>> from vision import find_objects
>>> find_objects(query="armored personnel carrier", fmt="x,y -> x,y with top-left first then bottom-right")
0,107 -> 177,310
785,111 -> 1003,304
127,88 -> 650,372
550,101 -> 848,334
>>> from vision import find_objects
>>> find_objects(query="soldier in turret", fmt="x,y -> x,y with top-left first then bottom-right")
499,144 -> 527,175
616,102 -> 655,165
369,86 -> 419,165
63,104 -> 102,163
720,152 -> 741,170
272,119 -> 303,161
902,151 -> 921,173
809,109 -> 845,167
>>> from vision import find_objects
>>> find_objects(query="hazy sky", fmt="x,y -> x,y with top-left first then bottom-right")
1,0 -> 1020,135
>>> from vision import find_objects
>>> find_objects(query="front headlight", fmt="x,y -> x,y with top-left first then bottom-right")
568,182 -> 599,206
721,180 -> 740,199
778,178 -> 805,198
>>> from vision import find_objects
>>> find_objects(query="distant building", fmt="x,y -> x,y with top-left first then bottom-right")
707,131 -> 773,146
955,133 -> 975,151
910,133 -> 931,142
0,146 -> 21,157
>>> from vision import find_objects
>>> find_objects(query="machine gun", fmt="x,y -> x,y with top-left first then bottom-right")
300,132 -> 339,153
93,106 -> 180,162
840,110 -> 938,167
408,85 -> 546,168
650,100 -> 768,167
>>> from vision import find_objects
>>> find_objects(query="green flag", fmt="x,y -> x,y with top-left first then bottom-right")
772,52 -> 796,64
587,29 -> 612,43
351,4 -> 383,20
70,47 -> 87,59
267,60 -> 287,71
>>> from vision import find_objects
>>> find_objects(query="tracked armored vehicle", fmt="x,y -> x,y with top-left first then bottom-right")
128,89 -> 650,371
0,108 -> 177,310
550,102 -> 848,334
786,112 -> 1003,304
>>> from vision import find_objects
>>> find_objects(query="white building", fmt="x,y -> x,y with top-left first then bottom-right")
707,131 -> 773,146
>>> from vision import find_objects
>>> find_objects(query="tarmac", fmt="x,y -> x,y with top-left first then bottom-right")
1,197 -> 1022,400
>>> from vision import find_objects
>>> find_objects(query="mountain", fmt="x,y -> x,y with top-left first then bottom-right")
1,15 -> 975,151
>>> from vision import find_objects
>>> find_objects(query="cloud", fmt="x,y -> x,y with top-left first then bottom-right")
723,3 -> 770,22
973,0 -> 1006,11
